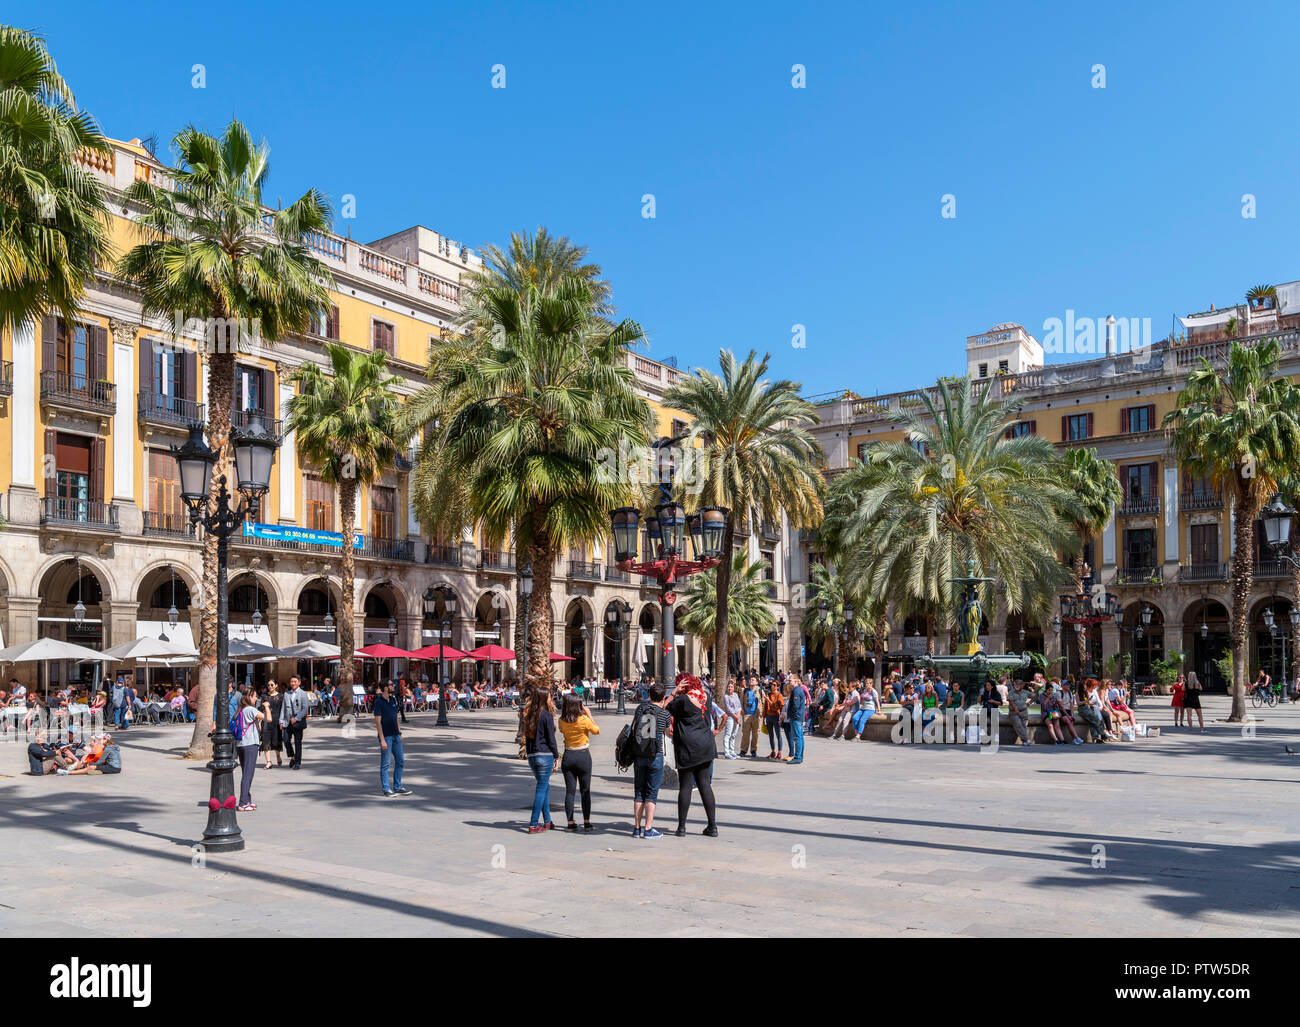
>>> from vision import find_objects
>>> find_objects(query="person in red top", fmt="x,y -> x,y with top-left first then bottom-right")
1170,673 -> 1185,727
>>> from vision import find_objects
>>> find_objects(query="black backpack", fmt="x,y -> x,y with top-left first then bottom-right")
632,706 -> 660,760
614,724 -> 635,772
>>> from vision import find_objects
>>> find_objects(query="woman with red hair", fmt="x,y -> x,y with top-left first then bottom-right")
667,675 -> 719,836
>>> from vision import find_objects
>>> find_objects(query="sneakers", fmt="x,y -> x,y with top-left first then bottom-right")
237,803 -> 256,812
382,790 -> 395,797
56,768 -> 69,775
1072,737 -> 1084,745
566,822 -> 579,833
643,828 -> 663,839
527,824 -> 547,834
631,827 -> 643,839
396,788 -> 412,795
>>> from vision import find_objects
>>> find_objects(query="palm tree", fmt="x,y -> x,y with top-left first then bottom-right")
403,277 -> 651,687
1059,447 -> 1122,671
663,349 -> 824,700
450,228 -> 611,667
678,550 -> 776,675
117,120 -> 333,758
286,344 -> 402,720
1164,339 -> 1300,720
0,26 -> 110,333
828,376 -> 1080,645
799,562 -> 874,682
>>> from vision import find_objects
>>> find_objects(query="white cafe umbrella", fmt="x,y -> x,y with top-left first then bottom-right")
631,628 -> 647,674
280,639 -> 341,690
101,636 -> 200,695
0,637 -> 114,701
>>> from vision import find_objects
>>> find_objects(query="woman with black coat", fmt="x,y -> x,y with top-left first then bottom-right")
667,675 -> 719,837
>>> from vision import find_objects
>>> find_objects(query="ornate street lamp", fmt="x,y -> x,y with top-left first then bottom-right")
424,584 -> 457,726
175,418 -> 279,853
607,436 -> 724,683
167,565 -> 180,630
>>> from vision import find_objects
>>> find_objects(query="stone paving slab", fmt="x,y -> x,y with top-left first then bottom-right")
3,695 -> 1300,936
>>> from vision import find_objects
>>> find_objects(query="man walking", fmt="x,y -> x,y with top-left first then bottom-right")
739,676 -> 761,757
279,675 -> 310,769
374,678 -> 410,796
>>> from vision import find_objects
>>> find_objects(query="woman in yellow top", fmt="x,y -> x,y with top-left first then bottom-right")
558,694 -> 600,832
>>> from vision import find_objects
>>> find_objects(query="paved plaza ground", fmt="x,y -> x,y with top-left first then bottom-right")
4,694 -> 1300,937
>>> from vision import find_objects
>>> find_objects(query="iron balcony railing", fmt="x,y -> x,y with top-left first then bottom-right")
358,538 -> 414,562
1256,558 -> 1289,580
0,360 -> 12,397
479,550 -> 515,572
424,543 -> 463,567
1179,563 -> 1227,582
231,409 -> 283,440
41,496 -> 119,530
569,560 -> 603,581
1114,566 -> 1162,586
139,391 -> 205,427
1119,495 -> 1161,517
143,510 -> 198,540
605,566 -> 630,584
1180,490 -> 1223,511
40,371 -> 115,412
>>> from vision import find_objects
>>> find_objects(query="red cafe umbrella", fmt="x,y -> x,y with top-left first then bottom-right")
409,644 -> 469,660
466,644 -> 516,661
355,644 -> 412,659
548,653 -> 575,662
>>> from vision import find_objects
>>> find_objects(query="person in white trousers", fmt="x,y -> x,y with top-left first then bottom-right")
722,681 -> 743,759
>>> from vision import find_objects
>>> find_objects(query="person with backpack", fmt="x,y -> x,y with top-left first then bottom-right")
667,675 -> 719,836
630,681 -> 672,839
110,677 -> 127,731
233,691 -> 265,811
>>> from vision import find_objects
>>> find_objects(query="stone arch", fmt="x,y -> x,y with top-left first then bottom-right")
130,559 -> 201,608
36,552 -> 115,603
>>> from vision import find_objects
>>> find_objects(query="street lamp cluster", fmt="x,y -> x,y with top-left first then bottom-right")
609,438 -> 728,683
174,417 -> 280,855
421,585 -> 457,725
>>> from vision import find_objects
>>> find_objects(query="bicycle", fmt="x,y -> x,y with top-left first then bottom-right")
1250,683 -> 1283,709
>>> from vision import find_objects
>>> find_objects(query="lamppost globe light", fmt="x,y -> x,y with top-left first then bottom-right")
231,418 -> 277,497
168,603 -> 180,629
1140,603 -> 1153,627
323,610 -> 334,630
73,600 -> 86,627
1262,494 -> 1294,551
174,424 -> 216,513
252,607 -> 262,629
1290,608 -> 1299,630
520,562 -> 533,596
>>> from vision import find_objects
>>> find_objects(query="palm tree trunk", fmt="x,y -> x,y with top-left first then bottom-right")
526,529 -> 555,689
873,613 -> 886,690
713,517 -> 736,695
926,612 -> 935,656
1228,491 -> 1261,722
1073,556 -> 1089,676
187,347 -> 233,760
337,476 -> 358,720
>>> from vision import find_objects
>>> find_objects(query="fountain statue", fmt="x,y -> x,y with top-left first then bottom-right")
918,559 -> 1029,702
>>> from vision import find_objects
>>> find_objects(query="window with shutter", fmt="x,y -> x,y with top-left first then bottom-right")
304,475 -> 336,532
1189,523 -> 1219,566
1064,413 -> 1092,441
327,305 -> 340,340
370,485 -> 396,540
372,320 -> 395,355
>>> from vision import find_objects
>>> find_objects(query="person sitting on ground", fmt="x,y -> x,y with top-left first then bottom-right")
60,733 -> 121,774
28,730 -> 76,775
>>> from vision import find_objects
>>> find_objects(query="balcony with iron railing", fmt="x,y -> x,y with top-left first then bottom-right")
479,550 -> 515,573
358,538 -> 414,562
605,566 -> 630,584
40,497 -> 119,532
1119,495 -> 1161,517
1179,562 -> 1227,583
139,391 -> 204,429
424,543 -> 463,567
1114,566 -> 1163,586
1180,489 -> 1222,511
569,560 -> 603,582
231,409 -> 283,440
1255,558 -> 1290,580
143,510 -> 198,540
0,360 -> 12,397
40,371 -> 115,414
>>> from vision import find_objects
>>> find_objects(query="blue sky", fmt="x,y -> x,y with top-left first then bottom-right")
15,0 -> 1300,397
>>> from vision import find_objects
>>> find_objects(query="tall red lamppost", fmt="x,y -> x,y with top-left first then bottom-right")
609,440 -> 727,683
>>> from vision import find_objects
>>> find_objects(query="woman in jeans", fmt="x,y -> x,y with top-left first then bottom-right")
668,675 -> 719,836
557,694 -> 599,831
234,691 -> 265,811
721,681 -> 742,759
523,686 -> 558,833
763,680 -> 784,759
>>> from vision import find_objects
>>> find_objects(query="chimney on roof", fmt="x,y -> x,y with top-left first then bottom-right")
1210,303 -> 1215,311
1105,314 -> 1117,356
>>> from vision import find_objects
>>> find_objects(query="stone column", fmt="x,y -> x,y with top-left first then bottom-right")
103,600 -> 140,650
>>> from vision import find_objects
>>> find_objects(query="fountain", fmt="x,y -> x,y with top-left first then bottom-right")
917,560 -> 1029,703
